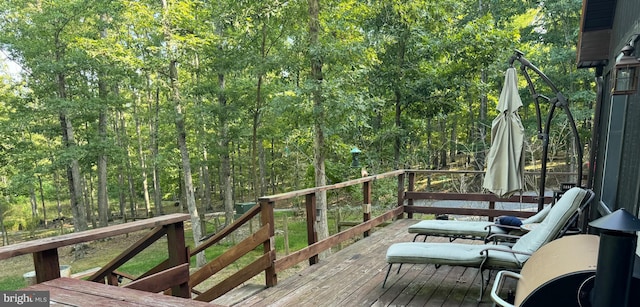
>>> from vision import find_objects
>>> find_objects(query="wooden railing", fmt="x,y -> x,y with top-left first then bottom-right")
0,169 -> 564,303
0,213 -> 192,298
189,169 -> 559,302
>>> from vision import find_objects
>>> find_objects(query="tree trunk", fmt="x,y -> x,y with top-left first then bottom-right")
308,0 -> 330,258
29,184 -> 37,219
61,112 -> 88,257
96,16 -> 110,228
393,30 -> 407,170
0,187 -> 7,245
439,117 -> 447,169
161,0 -> 205,267
450,115 -> 457,164
97,107 -> 109,226
394,95 -> 402,170
192,53 -> 213,212
54,27 -> 87,243
85,174 -> 97,229
475,69 -> 488,171
218,73 -> 234,226
252,75 -> 262,201
201,153 -> 212,211
427,118 -> 433,169
271,138 -> 277,194
116,164 -> 127,219
150,85 -> 163,216
133,99 -> 152,217
172,63 -> 205,267
58,98 -> 87,234
251,18 -> 268,201
119,111 -> 137,218
37,175 -> 47,228
51,155 -> 64,232
259,140 -> 267,197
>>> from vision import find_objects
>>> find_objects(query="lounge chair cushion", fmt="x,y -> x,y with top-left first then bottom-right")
520,204 -> 551,224
407,204 -> 552,240
511,187 -> 586,262
408,220 -> 506,238
386,242 -> 520,268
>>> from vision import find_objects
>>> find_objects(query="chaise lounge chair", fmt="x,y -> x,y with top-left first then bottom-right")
408,204 -> 552,242
382,187 -> 594,300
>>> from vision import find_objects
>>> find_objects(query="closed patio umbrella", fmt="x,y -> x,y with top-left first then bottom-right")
483,67 -> 525,198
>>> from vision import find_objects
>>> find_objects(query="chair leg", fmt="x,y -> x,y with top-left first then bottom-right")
477,270 -> 496,303
477,256 -> 489,302
478,269 -> 485,302
396,264 -> 403,274
485,269 -> 493,286
382,264 -> 393,288
412,234 -> 427,242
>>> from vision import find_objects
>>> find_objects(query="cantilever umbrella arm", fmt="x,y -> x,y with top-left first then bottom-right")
508,50 -> 583,210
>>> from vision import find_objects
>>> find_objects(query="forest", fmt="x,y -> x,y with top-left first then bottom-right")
0,0 -> 594,248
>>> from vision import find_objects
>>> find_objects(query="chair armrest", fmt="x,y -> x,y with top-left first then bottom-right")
491,270 -> 522,307
486,233 -> 523,244
480,246 -> 532,257
484,225 -> 524,243
484,224 -> 522,231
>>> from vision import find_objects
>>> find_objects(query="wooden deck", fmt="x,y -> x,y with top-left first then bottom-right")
22,277 -> 219,306
230,219 -> 514,307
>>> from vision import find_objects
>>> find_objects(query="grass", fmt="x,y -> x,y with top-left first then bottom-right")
1,275 -> 25,290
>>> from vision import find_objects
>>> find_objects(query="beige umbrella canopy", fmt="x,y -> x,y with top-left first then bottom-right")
483,67 -> 525,198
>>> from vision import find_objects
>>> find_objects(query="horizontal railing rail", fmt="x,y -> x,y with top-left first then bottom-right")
404,192 -> 554,221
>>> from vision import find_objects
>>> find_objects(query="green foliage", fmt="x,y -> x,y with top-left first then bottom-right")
0,0 -> 595,225
0,275 -> 25,291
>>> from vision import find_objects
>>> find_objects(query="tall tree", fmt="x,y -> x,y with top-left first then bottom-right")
96,13 -> 111,227
0,1 -> 92,237
307,0 -> 330,255
160,0 -> 205,266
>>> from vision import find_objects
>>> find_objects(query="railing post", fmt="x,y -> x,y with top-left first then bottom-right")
362,203 -> 371,237
260,200 -> 277,287
407,171 -> 415,219
305,193 -> 319,265
363,180 -> 372,237
165,221 -> 190,298
397,172 -> 405,219
488,201 -> 496,222
33,249 -> 60,284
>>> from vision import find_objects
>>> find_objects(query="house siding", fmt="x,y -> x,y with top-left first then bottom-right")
591,0 -> 640,216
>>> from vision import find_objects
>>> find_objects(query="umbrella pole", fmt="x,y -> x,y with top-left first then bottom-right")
509,50 -> 583,211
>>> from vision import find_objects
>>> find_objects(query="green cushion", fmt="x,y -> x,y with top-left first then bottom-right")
521,204 -> 551,224
511,187 -> 586,262
386,242 -> 520,268
408,220 -> 506,237
407,203 -> 553,239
